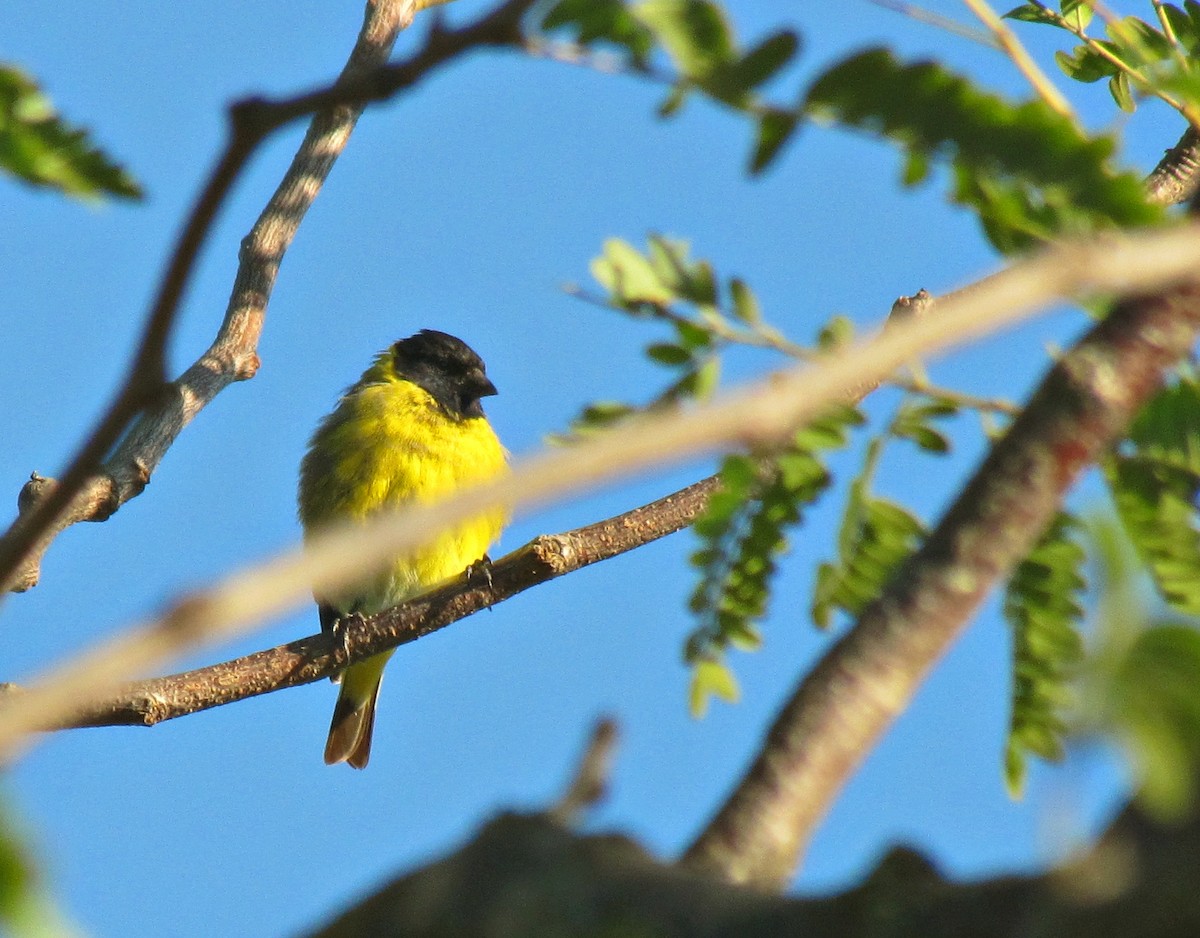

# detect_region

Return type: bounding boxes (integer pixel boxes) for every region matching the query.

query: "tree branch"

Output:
[1145,126,1200,206]
[31,475,716,730]
[3,222,1200,761]
[1,0,540,593]
[679,280,1200,888]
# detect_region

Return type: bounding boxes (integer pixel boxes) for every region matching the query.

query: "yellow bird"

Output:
[298,330,508,768]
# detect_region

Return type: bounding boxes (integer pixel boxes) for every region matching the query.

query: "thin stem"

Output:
[895,376,1022,416]
[1045,3,1200,128]
[1152,0,1191,72]
[863,0,999,47]
[962,0,1075,118]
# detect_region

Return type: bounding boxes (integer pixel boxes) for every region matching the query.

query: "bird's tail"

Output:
[324,651,393,769]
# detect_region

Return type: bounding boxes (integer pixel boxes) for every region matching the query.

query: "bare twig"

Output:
[864,0,998,46]
[679,280,1200,888]
[1,0,539,592]
[549,718,621,826]
[961,0,1074,118]
[2,223,1200,761]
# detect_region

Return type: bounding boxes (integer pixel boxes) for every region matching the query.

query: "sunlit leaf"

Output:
[688,657,741,717]
[541,0,655,65]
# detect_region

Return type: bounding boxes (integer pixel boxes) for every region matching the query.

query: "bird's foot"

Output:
[465,555,496,605]
[332,611,368,667]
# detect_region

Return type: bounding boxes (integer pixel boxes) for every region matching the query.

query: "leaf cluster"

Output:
[810,410,937,632]
[1106,378,1200,618]
[1006,375,1200,808]
[558,236,793,443]
[540,0,802,172]
[805,48,1160,253]
[0,63,141,200]
[1006,1,1200,117]
[540,2,1200,815]
[686,405,863,717]
[1002,512,1087,796]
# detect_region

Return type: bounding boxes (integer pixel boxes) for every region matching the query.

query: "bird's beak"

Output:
[478,376,498,398]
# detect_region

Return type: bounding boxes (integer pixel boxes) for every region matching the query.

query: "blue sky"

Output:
[0,2,1178,935]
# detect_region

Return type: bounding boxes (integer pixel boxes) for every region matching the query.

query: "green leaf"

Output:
[1106,625,1200,818]
[952,164,1083,253]
[1106,16,1175,63]
[1061,1,1093,30]
[673,318,712,351]
[750,107,800,174]
[891,397,957,455]
[688,657,741,717]
[591,237,675,306]
[727,31,800,90]
[729,277,761,324]
[817,314,855,352]
[686,406,862,668]
[646,341,692,366]
[634,0,736,81]
[812,481,925,629]
[1003,4,1062,26]
[1162,4,1200,53]
[805,48,1162,254]
[0,64,141,200]
[687,355,721,400]
[1003,513,1087,796]
[902,149,930,186]
[702,31,800,107]
[1109,71,1135,112]
[541,0,655,65]
[657,83,690,117]
[647,235,692,292]
[1106,379,1200,618]
[548,400,638,444]
[1054,47,1116,84]
[678,258,718,306]
[1160,69,1200,113]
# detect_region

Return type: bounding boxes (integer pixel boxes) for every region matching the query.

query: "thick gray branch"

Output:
[680,282,1200,888]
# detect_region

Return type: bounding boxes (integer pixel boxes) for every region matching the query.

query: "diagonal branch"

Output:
[679,280,1200,888]
[668,120,1200,888]
[1,0,539,593]
[1146,126,1200,206]
[44,477,715,730]
[2,222,1200,763]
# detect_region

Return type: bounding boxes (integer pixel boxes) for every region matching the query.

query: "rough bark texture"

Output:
[1146,126,1200,206]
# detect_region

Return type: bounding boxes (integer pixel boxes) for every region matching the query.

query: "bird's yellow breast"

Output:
[298,376,508,614]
